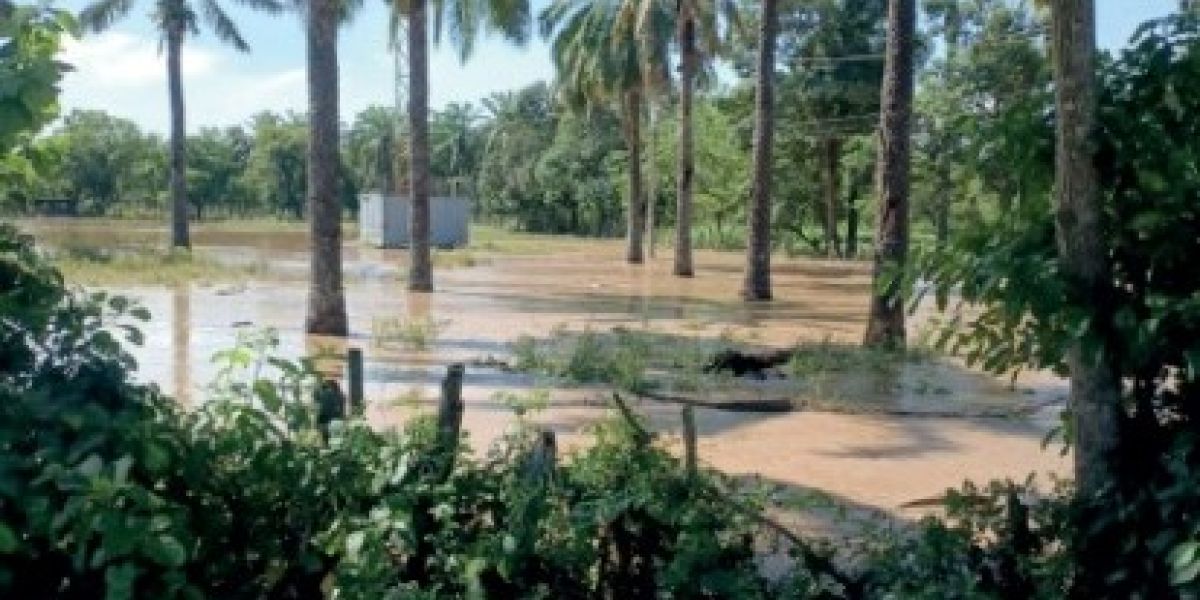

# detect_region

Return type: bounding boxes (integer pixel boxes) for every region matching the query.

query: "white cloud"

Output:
[61,32,218,88]
[58,31,308,133]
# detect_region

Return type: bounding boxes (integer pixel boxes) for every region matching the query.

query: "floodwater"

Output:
[21,218,1070,518]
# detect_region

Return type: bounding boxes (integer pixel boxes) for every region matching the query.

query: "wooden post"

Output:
[523,429,558,483]
[436,363,465,474]
[347,347,364,415]
[681,405,697,480]
[315,379,346,438]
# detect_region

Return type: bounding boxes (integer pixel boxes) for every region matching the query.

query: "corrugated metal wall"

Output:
[359,193,470,248]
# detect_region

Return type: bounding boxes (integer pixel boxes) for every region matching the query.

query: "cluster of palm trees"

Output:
[78,0,918,347]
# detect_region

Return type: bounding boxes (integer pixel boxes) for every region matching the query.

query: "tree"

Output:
[770,0,885,258]
[80,0,281,249]
[187,126,251,218]
[38,110,166,216]
[541,0,671,264]
[1047,0,1119,505]
[863,0,915,348]
[741,0,776,300]
[673,0,698,276]
[392,0,532,292]
[476,84,558,223]
[346,105,403,195]
[305,0,348,335]
[244,111,308,218]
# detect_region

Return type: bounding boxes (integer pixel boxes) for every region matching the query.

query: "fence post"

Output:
[315,379,346,439]
[347,347,365,416]
[435,363,465,479]
[682,405,698,480]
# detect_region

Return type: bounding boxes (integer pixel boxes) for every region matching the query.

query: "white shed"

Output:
[359,193,471,249]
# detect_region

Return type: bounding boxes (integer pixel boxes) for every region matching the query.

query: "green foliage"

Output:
[915,12,1200,597]
[0,3,75,194]
[862,479,1075,599]
[33,110,168,216]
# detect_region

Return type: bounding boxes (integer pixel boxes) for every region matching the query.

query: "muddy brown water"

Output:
[21,218,1070,520]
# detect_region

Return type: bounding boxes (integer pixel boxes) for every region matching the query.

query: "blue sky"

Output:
[55,0,1178,134]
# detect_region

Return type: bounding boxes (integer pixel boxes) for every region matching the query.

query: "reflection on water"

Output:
[172,284,190,406]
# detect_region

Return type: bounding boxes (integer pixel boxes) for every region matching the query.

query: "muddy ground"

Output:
[22,218,1070,528]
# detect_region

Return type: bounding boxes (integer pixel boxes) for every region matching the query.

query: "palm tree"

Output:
[541,0,672,264]
[304,0,349,335]
[862,0,915,348]
[674,0,697,276]
[633,0,673,259]
[667,0,737,277]
[742,0,777,301]
[80,0,282,249]
[391,0,532,292]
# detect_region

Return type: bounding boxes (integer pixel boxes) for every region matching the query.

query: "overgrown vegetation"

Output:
[914,13,1200,595]
[372,316,447,351]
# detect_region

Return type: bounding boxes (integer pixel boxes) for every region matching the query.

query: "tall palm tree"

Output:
[541,0,672,265]
[742,0,777,301]
[391,0,532,292]
[80,0,282,249]
[633,0,673,259]
[665,0,737,277]
[305,0,349,335]
[863,0,915,348]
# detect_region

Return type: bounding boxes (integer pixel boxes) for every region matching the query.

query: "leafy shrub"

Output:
[913,13,1200,598]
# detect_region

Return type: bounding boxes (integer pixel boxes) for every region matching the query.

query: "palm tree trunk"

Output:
[823,136,842,258]
[166,25,190,249]
[674,0,696,277]
[623,90,645,264]
[863,0,915,348]
[1049,0,1120,502]
[646,102,657,259]
[304,0,349,336]
[408,0,433,292]
[742,0,776,301]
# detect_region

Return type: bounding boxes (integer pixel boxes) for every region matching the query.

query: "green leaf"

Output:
[0,522,18,553]
[1169,540,1200,585]
[77,454,103,478]
[105,563,139,600]
[253,378,282,412]
[345,531,365,561]
[152,534,188,568]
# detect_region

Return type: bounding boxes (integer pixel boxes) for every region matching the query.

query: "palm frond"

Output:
[78,0,136,32]
[201,0,249,50]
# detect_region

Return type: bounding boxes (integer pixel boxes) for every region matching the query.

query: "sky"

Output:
[54,0,1179,135]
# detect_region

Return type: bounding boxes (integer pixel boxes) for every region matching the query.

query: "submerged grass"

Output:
[51,246,271,286]
[507,327,945,408]
[371,316,446,351]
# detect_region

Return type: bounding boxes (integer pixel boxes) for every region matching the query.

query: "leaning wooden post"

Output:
[681,405,698,480]
[435,363,465,479]
[346,347,365,416]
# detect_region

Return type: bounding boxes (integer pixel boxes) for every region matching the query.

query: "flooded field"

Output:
[21,217,1070,516]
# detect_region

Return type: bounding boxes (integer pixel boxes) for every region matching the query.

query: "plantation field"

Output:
[24,217,1069,523]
